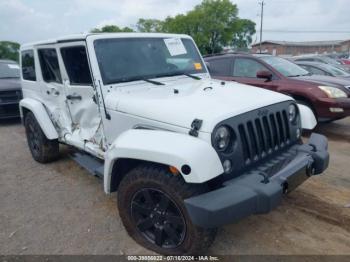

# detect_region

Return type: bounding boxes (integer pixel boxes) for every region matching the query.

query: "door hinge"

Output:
[189,119,203,137]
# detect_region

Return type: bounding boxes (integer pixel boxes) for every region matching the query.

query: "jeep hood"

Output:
[105,78,292,133]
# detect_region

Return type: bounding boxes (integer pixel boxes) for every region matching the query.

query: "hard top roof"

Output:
[0,59,18,64]
[20,33,192,49]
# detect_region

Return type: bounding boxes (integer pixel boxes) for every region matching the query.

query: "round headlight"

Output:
[214,126,231,151]
[288,104,297,122]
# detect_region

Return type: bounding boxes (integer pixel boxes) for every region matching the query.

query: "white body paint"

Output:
[19,33,316,193]
[297,104,317,130]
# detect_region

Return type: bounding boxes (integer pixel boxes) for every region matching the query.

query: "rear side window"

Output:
[207,58,231,76]
[21,50,36,81]
[61,46,92,85]
[38,49,62,83]
[233,58,268,78]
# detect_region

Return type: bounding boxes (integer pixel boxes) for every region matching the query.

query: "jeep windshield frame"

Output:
[93,37,207,85]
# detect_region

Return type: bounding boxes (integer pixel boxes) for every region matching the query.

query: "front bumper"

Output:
[316,97,350,120]
[0,103,20,119]
[184,133,329,228]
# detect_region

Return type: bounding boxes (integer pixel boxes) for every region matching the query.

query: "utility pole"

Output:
[259,0,265,53]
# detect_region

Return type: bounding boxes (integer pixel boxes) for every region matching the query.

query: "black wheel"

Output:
[117,165,217,255]
[24,112,59,163]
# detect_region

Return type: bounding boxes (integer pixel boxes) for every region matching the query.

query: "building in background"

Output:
[251,40,350,56]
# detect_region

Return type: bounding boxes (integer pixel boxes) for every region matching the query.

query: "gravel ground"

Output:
[0,118,349,255]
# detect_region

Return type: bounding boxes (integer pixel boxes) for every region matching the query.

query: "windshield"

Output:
[94,37,206,85]
[260,56,310,77]
[320,56,342,65]
[322,64,350,76]
[0,62,20,78]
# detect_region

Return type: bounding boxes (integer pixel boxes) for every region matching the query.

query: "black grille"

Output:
[0,90,22,103]
[212,101,300,178]
[239,110,291,164]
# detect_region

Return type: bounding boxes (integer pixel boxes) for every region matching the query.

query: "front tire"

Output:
[24,112,59,163]
[117,165,217,255]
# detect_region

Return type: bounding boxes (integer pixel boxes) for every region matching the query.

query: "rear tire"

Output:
[117,165,217,255]
[24,112,59,163]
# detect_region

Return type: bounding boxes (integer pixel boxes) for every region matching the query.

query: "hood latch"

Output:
[189,119,203,137]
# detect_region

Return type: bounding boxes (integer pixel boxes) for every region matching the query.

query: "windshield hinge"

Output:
[189,119,203,137]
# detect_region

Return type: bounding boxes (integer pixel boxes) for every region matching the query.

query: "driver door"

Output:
[56,42,101,143]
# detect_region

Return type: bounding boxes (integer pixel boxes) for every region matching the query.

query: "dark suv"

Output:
[205,54,350,123]
[0,59,22,119]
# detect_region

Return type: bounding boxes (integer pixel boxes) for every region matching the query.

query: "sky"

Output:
[1,0,350,44]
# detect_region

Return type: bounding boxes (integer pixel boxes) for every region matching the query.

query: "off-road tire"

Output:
[117,165,217,255]
[24,112,59,163]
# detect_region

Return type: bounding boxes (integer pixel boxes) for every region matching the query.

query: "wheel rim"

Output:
[27,121,41,157]
[131,188,186,249]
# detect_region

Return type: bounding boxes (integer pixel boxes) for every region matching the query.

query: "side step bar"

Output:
[70,152,104,179]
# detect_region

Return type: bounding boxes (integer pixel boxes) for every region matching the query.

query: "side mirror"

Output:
[256,70,273,81]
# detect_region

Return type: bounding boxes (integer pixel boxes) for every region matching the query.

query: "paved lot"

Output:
[0,118,350,255]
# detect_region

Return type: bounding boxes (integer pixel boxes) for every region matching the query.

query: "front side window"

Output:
[38,49,62,83]
[21,50,36,81]
[61,46,92,85]
[233,58,268,78]
[260,56,309,77]
[94,37,206,85]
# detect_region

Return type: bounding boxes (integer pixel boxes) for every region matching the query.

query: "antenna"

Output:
[259,0,265,54]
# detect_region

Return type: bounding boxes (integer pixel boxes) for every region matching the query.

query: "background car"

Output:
[204,53,350,123]
[293,55,350,72]
[0,59,22,119]
[296,61,350,79]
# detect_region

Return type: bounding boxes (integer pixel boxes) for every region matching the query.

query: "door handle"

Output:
[66,94,82,100]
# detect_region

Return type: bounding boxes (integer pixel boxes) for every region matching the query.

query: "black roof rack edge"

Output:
[203,51,251,58]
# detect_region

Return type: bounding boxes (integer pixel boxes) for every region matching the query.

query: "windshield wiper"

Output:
[111,77,164,85]
[288,73,311,77]
[142,78,165,85]
[182,73,201,80]
[154,71,201,80]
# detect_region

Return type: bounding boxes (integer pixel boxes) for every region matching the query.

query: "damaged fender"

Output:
[19,98,58,140]
[104,129,223,193]
[297,103,317,130]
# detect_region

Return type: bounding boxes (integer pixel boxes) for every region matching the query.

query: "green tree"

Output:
[136,19,163,32]
[0,41,20,62]
[91,25,134,33]
[89,0,255,55]
[231,19,256,51]
[160,0,255,54]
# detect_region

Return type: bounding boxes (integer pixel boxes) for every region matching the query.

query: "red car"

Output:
[205,54,350,123]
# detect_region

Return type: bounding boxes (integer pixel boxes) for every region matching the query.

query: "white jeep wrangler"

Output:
[19,33,329,255]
